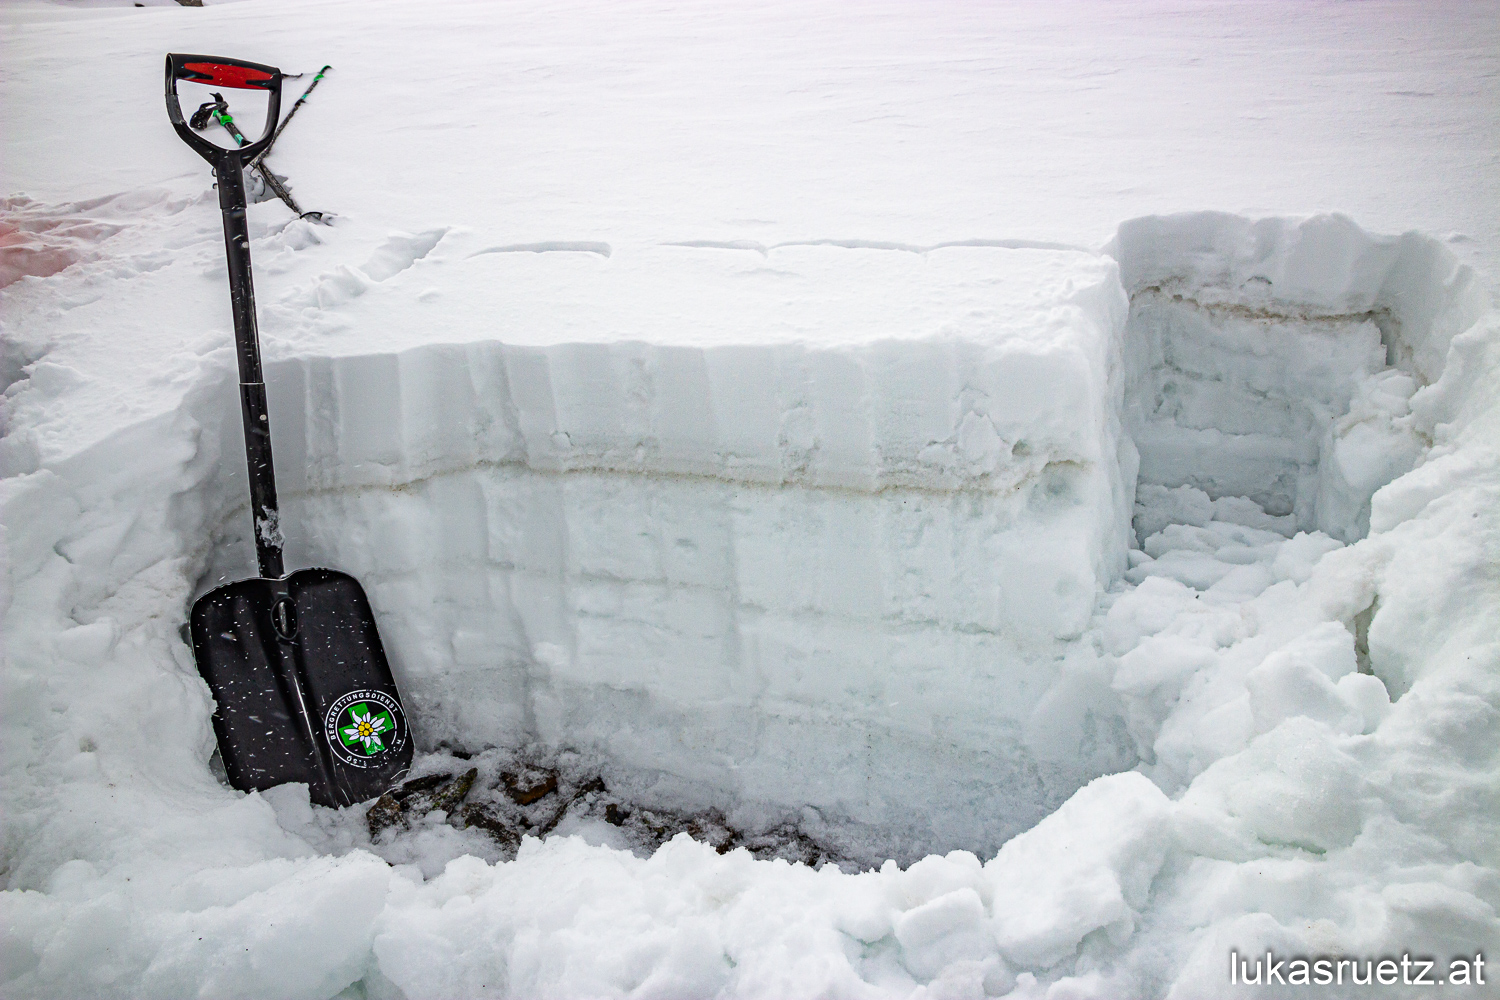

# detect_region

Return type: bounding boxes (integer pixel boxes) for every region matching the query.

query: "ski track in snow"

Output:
[3,1,1500,998]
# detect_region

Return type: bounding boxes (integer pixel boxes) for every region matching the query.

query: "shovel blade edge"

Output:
[190,568,412,807]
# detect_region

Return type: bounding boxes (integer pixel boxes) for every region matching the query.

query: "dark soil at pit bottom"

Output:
[367,744,857,870]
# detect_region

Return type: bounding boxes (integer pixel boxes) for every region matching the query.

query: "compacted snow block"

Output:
[228,244,1138,858]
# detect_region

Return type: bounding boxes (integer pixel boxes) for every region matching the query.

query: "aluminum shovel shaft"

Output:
[164,54,286,576]
[213,154,285,579]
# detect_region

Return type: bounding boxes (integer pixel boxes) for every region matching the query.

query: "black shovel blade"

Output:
[190,568,412,808]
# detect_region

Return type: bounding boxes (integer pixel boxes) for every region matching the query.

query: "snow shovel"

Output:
[167,54,412,808]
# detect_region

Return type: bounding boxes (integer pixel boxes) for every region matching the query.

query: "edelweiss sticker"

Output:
[324,690,408,769]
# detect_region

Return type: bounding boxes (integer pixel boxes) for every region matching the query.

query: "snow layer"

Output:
[4,1,1500,998]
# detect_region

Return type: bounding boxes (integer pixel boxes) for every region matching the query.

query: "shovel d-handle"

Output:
[167,54,286,579]
[166,54,283,163]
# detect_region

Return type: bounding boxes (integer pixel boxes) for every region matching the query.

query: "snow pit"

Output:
[6,191,1498,994]
[181,212,1494,870]
[198,242,1141,862]
[5,0,1500,990]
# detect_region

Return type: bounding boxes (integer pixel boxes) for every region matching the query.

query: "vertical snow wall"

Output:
[197,216,1486,858]
[219,245,1140,859]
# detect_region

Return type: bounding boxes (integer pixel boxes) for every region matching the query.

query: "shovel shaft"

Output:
[213,155,284,579]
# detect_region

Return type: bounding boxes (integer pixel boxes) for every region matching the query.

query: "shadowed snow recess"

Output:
[5,207,1499,997]
[1113,212,1490,544]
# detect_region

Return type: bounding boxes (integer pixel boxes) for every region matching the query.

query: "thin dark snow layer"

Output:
[4,1,1500,998]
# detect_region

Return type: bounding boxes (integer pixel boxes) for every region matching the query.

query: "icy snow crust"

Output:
[5,1,1500,998]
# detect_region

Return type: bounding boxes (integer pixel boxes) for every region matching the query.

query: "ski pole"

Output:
[191,93,325,222]
[251,64,331,170]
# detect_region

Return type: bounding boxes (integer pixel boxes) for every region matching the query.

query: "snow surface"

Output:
[4,1,1500,998]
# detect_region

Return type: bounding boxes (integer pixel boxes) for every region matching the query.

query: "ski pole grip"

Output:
[166,53,283,164]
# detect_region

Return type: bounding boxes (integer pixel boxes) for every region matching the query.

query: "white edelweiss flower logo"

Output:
[339,704,392,755]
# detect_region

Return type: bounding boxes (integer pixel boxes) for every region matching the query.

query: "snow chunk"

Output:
[1314,369,1425,541]
[893,887,990,978]
[1178,718,1365,855]
[984,772,1173,968]
[1237,621,1388,741]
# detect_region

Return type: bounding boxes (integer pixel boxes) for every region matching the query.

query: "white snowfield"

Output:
[3,1,1499,998]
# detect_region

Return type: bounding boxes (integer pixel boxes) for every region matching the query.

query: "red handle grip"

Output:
[180,61,277,90]
[166,53,283,165]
